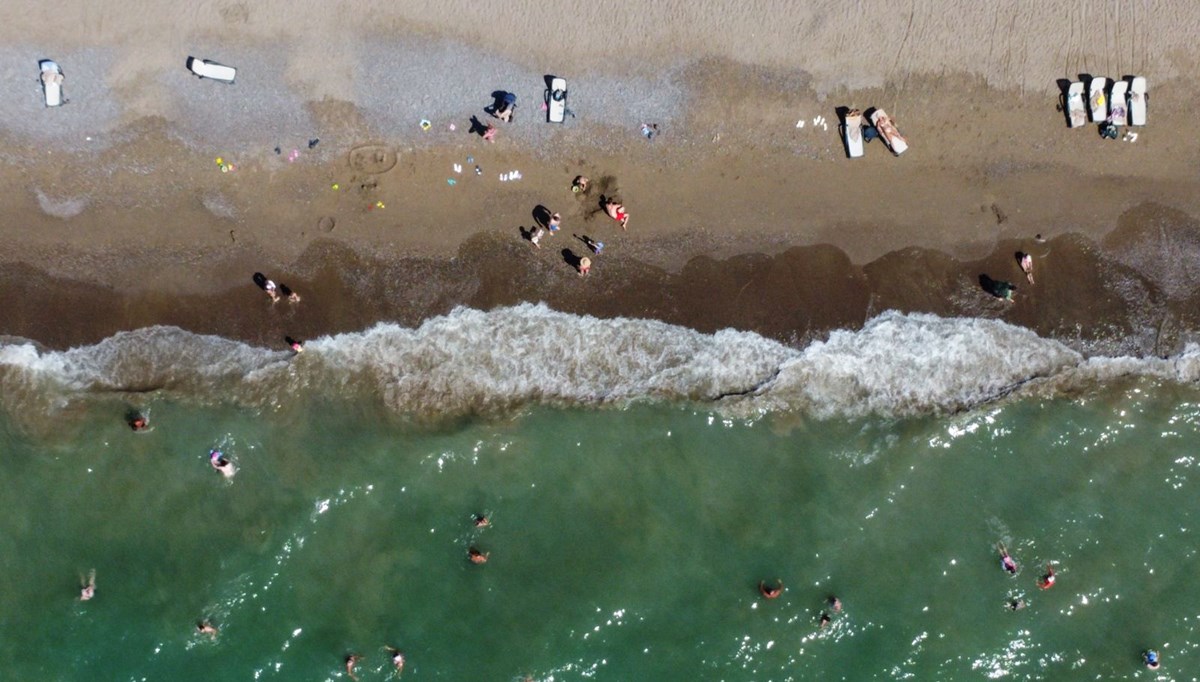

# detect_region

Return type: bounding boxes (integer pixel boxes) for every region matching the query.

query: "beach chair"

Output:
[841,109,864,158]
[187,57,236,84]
[1066,82,1088,128]
[1089,77,1108,122]
[870,108,907,156]
[1128,76,1147,126]
[39,59,63,107]
[547,77,567,123]
[1108,80,1128,126]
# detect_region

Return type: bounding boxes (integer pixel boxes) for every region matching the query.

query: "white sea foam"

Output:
[0,304,1195,420]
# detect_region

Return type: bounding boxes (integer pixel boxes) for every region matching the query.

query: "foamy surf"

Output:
[1,304,1197,420]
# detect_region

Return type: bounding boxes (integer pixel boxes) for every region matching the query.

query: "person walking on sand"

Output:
[279,283,302,303]
[264,279,280,302]
[604,199,630,230]
[578,257,591,276]
[529,225,546,249]
[468,546,490,564]
[759,579,783,599]
[575,234,604,254]
[345,654,362,681]
[1017,252,1034,284]
[79,569,96,601]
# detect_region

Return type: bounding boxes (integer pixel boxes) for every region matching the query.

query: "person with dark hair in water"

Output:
[1038,563,1056,589]
[345,653,362,681]
[129,414,149,431]
[210,450,236,479]
[468,546,490,564]
[473,514,490,528]
[759,579,783,599]
[197,620,218,639]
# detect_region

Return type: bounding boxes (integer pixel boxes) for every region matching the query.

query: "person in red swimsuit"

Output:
[604,199,629,230]
[1038,563,1056,589]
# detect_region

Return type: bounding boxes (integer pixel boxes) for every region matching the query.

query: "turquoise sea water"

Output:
[1,307,1199,680]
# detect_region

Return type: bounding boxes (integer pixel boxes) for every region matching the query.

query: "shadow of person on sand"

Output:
[561,249,582,271]
[532,205,553,227]
[468,116,490,137]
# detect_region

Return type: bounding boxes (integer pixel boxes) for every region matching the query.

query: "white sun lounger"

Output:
[547,77,567,123]
[870,108,907,156]
[1066,82,1088,128]
[1128,76,1147,126]
[1089,77,1108,122]
[39,60,63,107]
[842,109,864,158]
[1108,80,1128,126]
[187,57,236,84]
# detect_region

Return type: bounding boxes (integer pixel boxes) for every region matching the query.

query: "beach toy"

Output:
[420,119,432,131]
[447,178,456,186]
[331,183,340,190]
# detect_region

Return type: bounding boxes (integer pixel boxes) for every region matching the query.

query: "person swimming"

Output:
[386,646,406,674]
[345,653,362,680]
[210,450,236,479]
[197,620,218,639]
[473,514,490,528]
[468,546,490,564]
[129,414,149,431]
[1144,649,1160,669]
[79,569,96,601]
[998,543,1018,575]
[758,579,783,599]
[1038,563,1056,589]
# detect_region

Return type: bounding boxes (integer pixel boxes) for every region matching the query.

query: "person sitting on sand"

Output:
[468,546,490,564]
[210,450,236,479]
[759,579,783,599]
[572,176,590,193]
[548,212,562,233]
[578,257,591,277]
[197,620,218,639]
[529,225,546,249]
[79,569,96,601]
[483,124,497,143]
[604,199,630,230]
[345,654,362,681]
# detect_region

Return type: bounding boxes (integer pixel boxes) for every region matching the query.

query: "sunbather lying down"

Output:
[41,71,63,85]
[605,199,629,230]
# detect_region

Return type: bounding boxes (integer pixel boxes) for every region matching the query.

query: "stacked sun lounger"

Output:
[1065,76,1147,133]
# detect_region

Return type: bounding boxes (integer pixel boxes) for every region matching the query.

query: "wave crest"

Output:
[0,304,1192,420]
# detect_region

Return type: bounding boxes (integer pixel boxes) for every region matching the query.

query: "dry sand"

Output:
[2,1,1200,356]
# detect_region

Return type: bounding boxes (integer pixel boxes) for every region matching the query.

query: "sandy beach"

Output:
[3,1,1200,356]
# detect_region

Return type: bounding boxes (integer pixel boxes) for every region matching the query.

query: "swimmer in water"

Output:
[129,414,149,431]
[473,513,490,528]
[79,569,96,601]
[829,596,843,612]
[819,612,831,628]
[197,620,218,639]
[345,653,362,680]
[468,547,490,564]
[1008,597,1027,611]
[285,336,304,353]
[759,579,783,599]
[1144,649,1160,670]
[385,646,405,674]
[998,543,1018,575]
[1037,563,1056,589]
[210,450,236,479]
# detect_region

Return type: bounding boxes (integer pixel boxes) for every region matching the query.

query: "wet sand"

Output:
[3,4,1200,356]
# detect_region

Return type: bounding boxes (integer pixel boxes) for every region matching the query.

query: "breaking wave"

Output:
[2,304,1199,420]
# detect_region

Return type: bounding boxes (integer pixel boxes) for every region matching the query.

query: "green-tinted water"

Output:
[1,379,1197,680]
